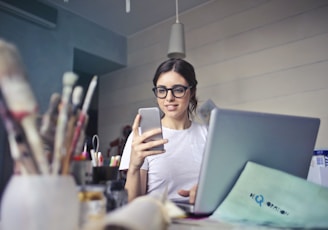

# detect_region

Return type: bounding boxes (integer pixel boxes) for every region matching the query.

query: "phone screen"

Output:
[138,107,164,151]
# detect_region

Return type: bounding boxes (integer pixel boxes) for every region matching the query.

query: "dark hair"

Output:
[153,58,198,118]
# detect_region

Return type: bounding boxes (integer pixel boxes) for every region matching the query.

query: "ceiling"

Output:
[43,0,211,37]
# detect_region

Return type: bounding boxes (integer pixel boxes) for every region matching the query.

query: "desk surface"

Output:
[169,218,279,230]
[0,220,282,230]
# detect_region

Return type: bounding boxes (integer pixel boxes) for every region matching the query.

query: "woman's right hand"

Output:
[128,114,168,172]
[178,184,198,204]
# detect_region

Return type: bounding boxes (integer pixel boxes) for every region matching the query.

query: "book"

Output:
[211,161,328,228]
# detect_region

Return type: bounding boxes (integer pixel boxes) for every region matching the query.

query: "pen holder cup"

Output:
[0,175,79,230]
[71,160,93,185]
[93,166,119,184]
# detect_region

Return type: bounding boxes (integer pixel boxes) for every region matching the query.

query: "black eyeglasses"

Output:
[152,85,192,99]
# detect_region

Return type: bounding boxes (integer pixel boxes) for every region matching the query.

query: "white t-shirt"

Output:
[119,121,208,202]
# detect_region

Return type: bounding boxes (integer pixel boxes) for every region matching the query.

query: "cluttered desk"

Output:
[1,38,328,230]
[78,157,328,230]
[79,105,327,229]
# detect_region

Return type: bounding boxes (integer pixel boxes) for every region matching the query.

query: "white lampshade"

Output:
[167,22,186,59]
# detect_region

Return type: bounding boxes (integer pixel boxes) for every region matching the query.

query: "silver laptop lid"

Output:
[193,107,320,215]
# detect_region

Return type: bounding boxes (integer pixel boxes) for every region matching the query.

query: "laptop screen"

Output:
[193,107,320,215]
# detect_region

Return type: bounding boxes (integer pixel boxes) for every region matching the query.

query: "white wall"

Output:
[98,0,328,154]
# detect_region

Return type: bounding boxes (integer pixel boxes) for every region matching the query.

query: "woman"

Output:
[119,58,207,203]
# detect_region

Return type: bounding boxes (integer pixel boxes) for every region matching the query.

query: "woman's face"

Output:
[155,71,191,120]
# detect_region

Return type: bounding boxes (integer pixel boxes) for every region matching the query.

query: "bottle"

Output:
[78,185,107,226]
[105,180,128,212]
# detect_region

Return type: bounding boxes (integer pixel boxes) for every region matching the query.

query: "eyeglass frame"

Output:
[152,85,193,99]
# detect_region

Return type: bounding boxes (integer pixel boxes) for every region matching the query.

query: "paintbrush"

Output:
[40,92,61,161]
[72,86,84,114]
[40,93,61,140]
[52,72,78,174]
[0,39,49,174]
[0,98,38,174]
[74,120,88,155]
[65,86,83,155]
[61,76,97,174]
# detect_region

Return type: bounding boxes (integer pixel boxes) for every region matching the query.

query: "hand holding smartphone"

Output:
[138,107,164,151]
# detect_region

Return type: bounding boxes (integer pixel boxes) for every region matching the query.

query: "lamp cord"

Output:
[175,0,179,23]
[126,0,130,13]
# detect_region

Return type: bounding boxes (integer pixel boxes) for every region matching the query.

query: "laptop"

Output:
[176,107,320,216]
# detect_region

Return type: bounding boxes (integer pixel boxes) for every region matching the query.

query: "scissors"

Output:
[92,134,99,154]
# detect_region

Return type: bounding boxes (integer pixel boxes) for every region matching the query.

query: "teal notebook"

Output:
[211,161,328,228]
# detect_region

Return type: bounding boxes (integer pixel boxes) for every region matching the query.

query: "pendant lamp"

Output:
[167,0,186,59]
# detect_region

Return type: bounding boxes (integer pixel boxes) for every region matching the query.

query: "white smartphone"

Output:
[138,107,164,151]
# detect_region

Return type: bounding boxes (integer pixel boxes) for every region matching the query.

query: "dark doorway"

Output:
[72,48,124,149]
